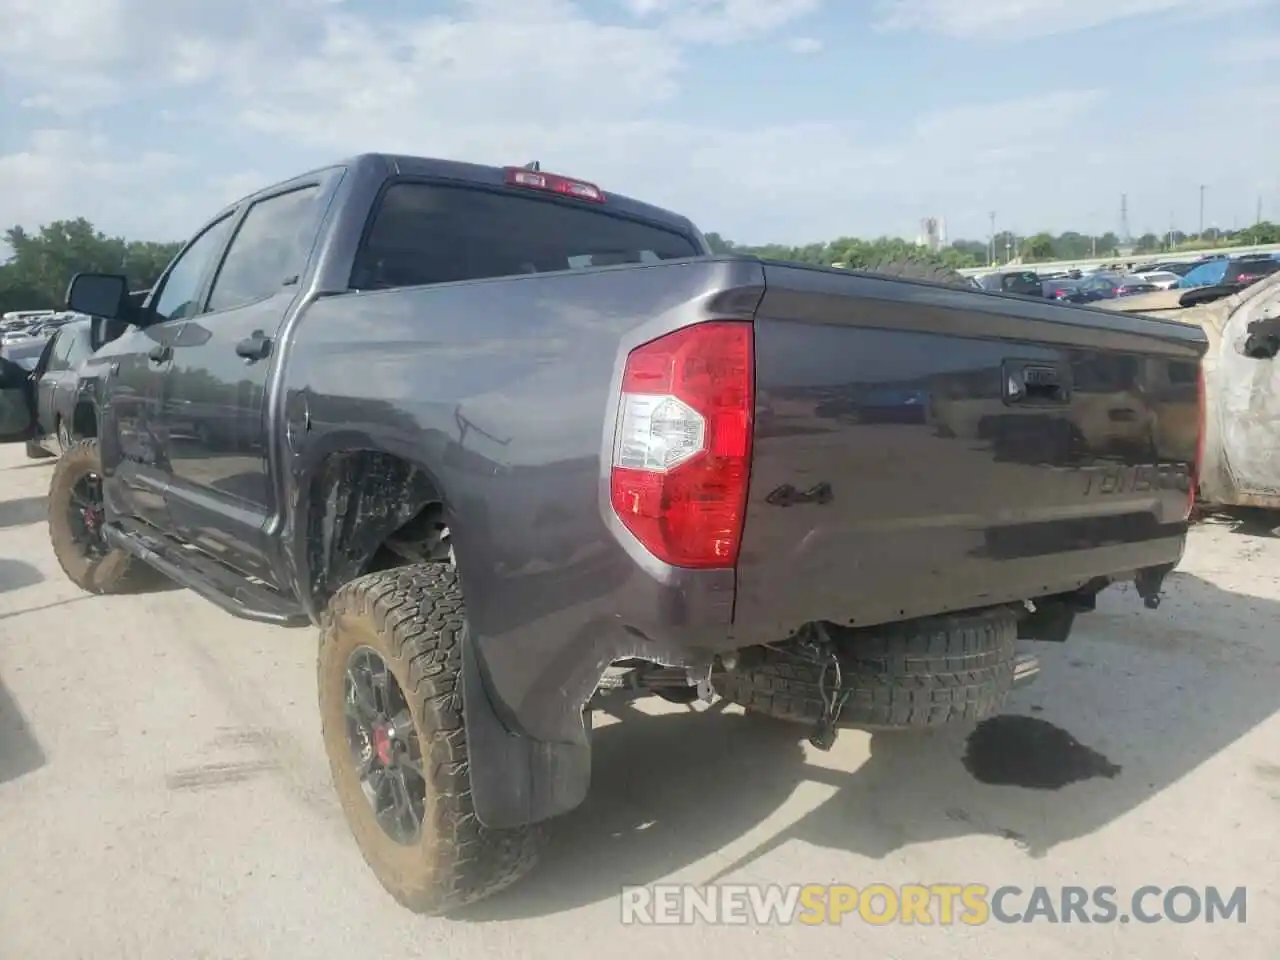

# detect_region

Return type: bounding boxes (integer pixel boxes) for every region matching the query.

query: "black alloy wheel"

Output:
[343,646,429,846]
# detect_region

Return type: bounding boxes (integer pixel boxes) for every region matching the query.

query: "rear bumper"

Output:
[732,530,1188,646]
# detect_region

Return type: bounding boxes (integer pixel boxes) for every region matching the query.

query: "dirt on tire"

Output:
[48,438,158,594]
[317,563,544,915]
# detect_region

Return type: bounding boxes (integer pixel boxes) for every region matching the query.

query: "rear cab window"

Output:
[350,181,700,290]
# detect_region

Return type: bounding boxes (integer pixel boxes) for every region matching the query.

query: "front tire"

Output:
[48,439,155,594]
[317,564,544,915]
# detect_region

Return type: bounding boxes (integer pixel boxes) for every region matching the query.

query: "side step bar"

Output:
[103,520,310,627]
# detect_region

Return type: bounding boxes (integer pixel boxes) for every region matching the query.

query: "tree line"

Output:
[6,216,1280,315]
[0,219,181,316]
[707,222,1280,270]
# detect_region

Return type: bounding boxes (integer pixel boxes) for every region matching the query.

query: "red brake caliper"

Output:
[372,725,392,765]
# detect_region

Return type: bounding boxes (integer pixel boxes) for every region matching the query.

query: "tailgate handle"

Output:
[1004,361,1069,405]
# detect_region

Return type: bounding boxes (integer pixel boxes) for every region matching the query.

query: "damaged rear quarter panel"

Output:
[281,257,764,742]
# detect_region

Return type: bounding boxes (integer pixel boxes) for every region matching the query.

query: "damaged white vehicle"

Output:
[1101,274,1280,509]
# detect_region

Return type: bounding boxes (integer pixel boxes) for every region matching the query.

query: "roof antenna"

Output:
[523,160,541,172]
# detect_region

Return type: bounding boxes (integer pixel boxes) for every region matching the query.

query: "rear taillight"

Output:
[1188,366,1206,518]
[504,167,605,202]
[609,321,754,568]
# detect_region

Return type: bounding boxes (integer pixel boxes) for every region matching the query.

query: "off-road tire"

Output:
[859,254,969,287]
[48,438,156,594]
[714,609,1018,730]
[318,564,544,915]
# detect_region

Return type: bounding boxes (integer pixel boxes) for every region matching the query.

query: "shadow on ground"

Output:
[1198,507,1280,537]
[0,679,45,785]
[462,571,1280,921]
[0,496,47,530]
[0,558,42,594]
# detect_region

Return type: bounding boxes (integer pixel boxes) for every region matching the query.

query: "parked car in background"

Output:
[975,269,1043,297]
[32,318,96,454]
[1133,270,1182,290]
[0,336,52,371]
[1,324,40,344]
[1058,272,1158,303]
[1177,255,1280,291]
[1,310,57,328]
[1130,261,1197,277]
[1042,277,1082,300]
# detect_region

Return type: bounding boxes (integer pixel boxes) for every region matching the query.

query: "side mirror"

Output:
[66,273,130,321]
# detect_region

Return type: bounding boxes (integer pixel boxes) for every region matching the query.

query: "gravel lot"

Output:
[1,443,1277,959]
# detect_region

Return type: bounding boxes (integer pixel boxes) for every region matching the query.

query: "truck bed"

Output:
[733,262,1206,638]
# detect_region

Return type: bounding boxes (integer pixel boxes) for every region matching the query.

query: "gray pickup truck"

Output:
[0,154,1206,914]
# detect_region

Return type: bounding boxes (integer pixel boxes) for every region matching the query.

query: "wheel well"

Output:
[305,449,448,609]
[71,403,97,439]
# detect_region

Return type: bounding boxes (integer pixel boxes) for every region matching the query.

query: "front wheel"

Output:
[317,564,544,915]
[48,439,156,594]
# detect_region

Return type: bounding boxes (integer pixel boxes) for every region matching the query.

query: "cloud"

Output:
[2,0,1279,246]
[0,0,335,112]
[873,0,1266,40]
[786,36,823,53]
[620,0,820,43]
[1216,34,1280,64]
[0,129,253,242]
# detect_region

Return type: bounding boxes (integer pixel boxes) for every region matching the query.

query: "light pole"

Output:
[989,211,996,266]
[1199,184,1206,237]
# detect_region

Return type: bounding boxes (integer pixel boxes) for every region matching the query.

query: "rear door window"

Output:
[351,182,699,290]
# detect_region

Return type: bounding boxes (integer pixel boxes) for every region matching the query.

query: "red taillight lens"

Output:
[1188,365,1206,518]
[610,321,754,568]
[503,167,605,202]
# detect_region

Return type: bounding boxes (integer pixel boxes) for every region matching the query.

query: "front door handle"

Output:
[148,343,171,364]
[235,331,271,362]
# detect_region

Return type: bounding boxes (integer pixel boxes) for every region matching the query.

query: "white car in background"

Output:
[1133,270,1181,290]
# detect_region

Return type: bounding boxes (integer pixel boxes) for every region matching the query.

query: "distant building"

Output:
[917,216,946,252]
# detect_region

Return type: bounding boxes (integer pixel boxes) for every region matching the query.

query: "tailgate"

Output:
[734,263,1207,636]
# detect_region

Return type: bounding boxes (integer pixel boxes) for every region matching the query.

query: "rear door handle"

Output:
[148,343,172,364]
[235,331,271,362]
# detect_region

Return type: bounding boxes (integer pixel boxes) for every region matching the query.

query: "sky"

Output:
[2,0,1280,247]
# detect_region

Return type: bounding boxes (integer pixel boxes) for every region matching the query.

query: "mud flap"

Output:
[461,628,592,829]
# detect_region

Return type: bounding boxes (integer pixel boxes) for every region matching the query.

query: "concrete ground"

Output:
[0,443,1276,959]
